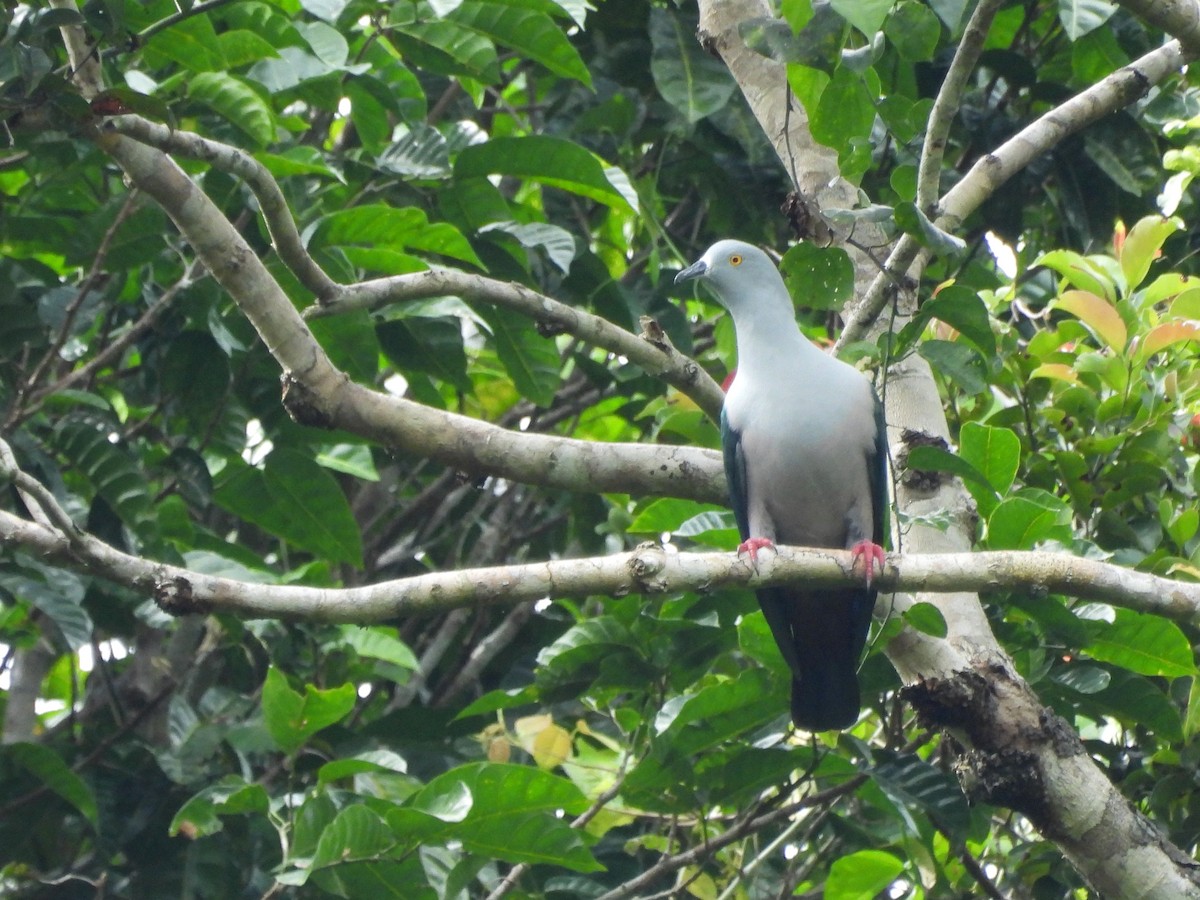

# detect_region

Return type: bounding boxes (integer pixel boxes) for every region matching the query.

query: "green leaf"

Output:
[826,849,904,900]
[480,221,577,273]
[217,449,362,567]
[885,1,940,61]
[478,306,562,407]
[452,1,591,86]
[54,418,157,542]
[1093,670,1182,740]
[317,749,408,785]
[0,561,92,650]
[830,0,894,36]
[456,136,637,212]
[316,443,379,481]
[378,316,473,393]
[261,667,357,754]
[1119,215,1181,292]
[1058,0,1117,41]
[959,422,1021,495]
[142,13,227,71]
[375,123,451,179]
[873,750,971,842]
[8,743,98,828]
[312,806,397,869]
[169,775,270,838]
[653,668,787,756]
[894,202,968,258]
[986,490,1072,550]
[189,72,275,147]
[779,243,855,310]
[904,445,995,496]
[920,286,996,356]
[903,602,947,638]
[340,625,419,671]
[256,146,341,179]
[811,66,876,153]
[1034,249,1118,301]
[629,498,728,534]
[649,7,736,123]
[412,763,601,872]
[317,205,481,266]
[1083,609,1197,678]
[917,340,988,395]
[392,15,500,82]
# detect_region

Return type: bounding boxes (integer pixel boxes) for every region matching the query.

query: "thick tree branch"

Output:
[107,116,339,300]
[843,39,1191,344]
[107,116,726,419]
[4,502,1199,628]
[915,0,1005,212]
[1117,0,1200,55]
[92,126,726,501]
[308,268,726,420]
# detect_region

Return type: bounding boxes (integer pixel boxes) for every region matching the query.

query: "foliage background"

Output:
[2,0,1200,897]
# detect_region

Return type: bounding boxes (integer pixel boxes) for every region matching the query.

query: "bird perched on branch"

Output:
[676,239,887,731]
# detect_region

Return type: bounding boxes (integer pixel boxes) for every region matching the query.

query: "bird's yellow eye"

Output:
[729,254,742,266]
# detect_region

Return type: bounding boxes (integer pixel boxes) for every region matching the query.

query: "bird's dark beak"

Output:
[674,259,707,284]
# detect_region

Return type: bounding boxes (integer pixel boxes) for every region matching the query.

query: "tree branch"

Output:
[93,125,726,501]
[842,39,1191,344]
[1117,0,1200,55]
[308,268,726,421]
[4,496,1198,628]
[915,0,1005,213]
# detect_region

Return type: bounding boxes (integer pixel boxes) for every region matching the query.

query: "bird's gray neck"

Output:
[731,303,825,383]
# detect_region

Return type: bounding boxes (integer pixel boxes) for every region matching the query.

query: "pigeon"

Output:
[676,239,887,730]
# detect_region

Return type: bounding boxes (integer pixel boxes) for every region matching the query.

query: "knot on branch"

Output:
[535,317,567,338]
[956,746,1048,822]
[898,429,949,493]
[281,373,334,429]
[781,192,834,247]
[154,574,209,616]
[638,317,675,356]
[628,543,668,592]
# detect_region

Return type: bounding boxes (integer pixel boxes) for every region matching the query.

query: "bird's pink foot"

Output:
[850,540,886,586]
[737,537,776,564]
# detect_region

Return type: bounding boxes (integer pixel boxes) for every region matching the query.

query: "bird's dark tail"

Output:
[757,586,875,732]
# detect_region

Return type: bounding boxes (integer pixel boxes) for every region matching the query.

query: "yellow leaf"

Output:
[1056,289,1127,350]
[532,724,573,770]
[1030,363,1079,384]
[1137,321,1200,359]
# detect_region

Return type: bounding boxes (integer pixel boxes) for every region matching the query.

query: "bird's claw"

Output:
[850,540,886,587]
[737,537,776,565]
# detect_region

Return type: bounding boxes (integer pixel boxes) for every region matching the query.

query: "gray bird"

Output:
[676,239,887,730]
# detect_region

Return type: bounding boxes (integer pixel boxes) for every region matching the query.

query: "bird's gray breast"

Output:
[728,376,875,550]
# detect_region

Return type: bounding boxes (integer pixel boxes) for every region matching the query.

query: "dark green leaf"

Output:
[885,2,941,61]
[917,340,989,394]
[780,243,855,310]
[188,72,275,147]
[650,7,736,122]
[456,136,636,212]
[377,316,473,393]
[478,306,562,407]
[903,601,948,638]
[8,743,98,828]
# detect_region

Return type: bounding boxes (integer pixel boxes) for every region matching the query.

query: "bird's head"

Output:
[674,240,782,314]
